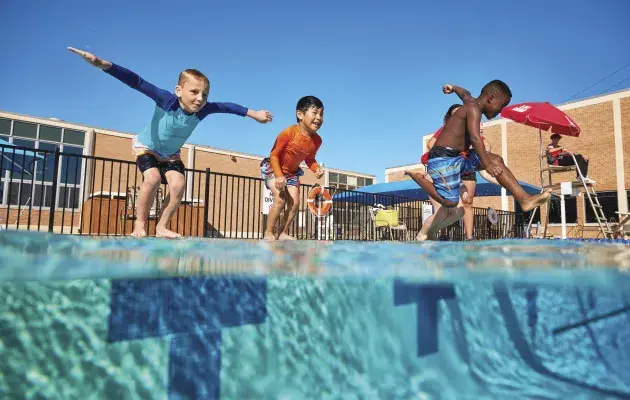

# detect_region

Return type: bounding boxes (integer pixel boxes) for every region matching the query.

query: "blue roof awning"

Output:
[333,172,541,206]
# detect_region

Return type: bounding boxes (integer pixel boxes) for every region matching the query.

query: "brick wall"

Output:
[482,124,502,158]
[89,133,141,197]
[386,170,414,183]
[0,208,81,233]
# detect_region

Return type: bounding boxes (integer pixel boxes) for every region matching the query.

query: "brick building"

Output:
[384,89,630,237]
[0,110,375,235]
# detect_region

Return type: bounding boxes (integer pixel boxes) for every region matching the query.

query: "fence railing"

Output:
[0,143,524,240]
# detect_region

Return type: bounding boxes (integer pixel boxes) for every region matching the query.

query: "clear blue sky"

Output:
[1,0,629,181]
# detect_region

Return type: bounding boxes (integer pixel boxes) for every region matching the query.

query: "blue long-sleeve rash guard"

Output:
[104,63,249,157]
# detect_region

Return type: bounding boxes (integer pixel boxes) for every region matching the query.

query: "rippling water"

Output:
[1,231,630,399]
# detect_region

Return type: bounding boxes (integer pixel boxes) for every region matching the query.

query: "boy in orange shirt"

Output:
[261,96,325,240]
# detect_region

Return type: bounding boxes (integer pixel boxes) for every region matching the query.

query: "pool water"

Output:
[1,231,630,399]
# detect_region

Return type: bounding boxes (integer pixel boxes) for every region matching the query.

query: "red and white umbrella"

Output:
[501,102,581,137]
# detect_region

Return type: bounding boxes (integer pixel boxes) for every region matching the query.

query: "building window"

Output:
[0,118,86,210]
[584,191,619,224]
[0,118,11,136]
[514,199,541,225]
[548,196,578,224]
[328,171,373,191]
[39,125,62,142]
[13,121,37,139]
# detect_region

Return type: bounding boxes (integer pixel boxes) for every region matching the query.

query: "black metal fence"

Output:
[0,143,524,240]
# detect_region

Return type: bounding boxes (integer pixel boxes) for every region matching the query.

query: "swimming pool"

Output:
[1,231,630,399]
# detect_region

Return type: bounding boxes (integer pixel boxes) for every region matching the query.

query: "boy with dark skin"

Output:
[407,80,550,239]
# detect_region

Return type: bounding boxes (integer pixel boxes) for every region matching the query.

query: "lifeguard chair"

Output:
[501,102,614,239]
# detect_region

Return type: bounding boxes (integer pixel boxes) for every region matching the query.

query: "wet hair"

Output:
[178,69,210,89]
[444,104,461,125]
[296,96,324,122]
[480,79,512,99]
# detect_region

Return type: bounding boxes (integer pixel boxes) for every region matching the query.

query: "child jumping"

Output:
[261,96,325,241]
[68,47,273,238]
[407,80,551,239]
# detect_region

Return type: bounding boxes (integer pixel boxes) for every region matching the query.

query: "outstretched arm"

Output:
[443,84,475,103]
[68,47,171,106]
[201,103,273,123]
[68,46,112,70]
[247,109,273,123]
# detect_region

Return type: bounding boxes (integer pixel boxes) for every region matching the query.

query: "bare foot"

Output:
[278,233,296,241]
[156,226,182,239]
[417,229,440,241]
[263,232,276,241]
[521,189,552,212]
[131,228,147,237]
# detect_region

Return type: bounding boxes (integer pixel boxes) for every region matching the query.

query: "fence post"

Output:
[48,147,61,233]
[203,168,211,238]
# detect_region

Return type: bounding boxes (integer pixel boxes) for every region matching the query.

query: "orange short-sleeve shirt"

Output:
[269,125,322,178]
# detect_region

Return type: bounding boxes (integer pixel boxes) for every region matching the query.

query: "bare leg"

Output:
[417,206,464,241]
[264,178,287,240]
[156,171,185,238]
[277,185,300,240]
[479,170,499,185]
[405,169,459,208]
[461,180,476,240]
[415,172,442,240]
[418,206,440,241]
[487,153,551,211]
[421,172,442,210]
[417,208,439,241]
[132,168,162,237]
[406,169,459,240]
[428,196,441,211]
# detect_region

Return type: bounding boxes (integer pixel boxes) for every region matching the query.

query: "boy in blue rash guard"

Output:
[68,47,273,238]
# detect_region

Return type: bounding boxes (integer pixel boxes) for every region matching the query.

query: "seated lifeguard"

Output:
[546,133,593,183]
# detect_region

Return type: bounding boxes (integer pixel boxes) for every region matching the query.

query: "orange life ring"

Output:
[307,185,333,216]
